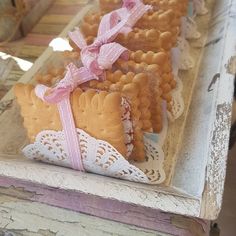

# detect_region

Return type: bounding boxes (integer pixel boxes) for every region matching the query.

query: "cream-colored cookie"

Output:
[14,83,128,157]
[114,60,164,133]
[86,70,152,161]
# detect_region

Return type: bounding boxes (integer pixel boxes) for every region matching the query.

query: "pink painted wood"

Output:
[47,5,84,15]
[24,33,56,46]
[0,177,208,236]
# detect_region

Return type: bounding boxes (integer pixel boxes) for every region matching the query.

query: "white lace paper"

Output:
[193,0,208,16]
[181,17,201,40]
[23,128,166,184]
[168,76,184,121]
[177,36,194,70]
[185,17,201,40]
[168,48,184,121]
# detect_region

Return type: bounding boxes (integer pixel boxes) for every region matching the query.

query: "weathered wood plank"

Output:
[21,0,54,36]
[39,14,73,25]
[47,4,85,15]
[0,194,170,236]
[24,33,56,46]
[55,0,89,4]
[17,45,46,58]
[31,23,66,35]
[0,177,208,236]
[200,0,236,220]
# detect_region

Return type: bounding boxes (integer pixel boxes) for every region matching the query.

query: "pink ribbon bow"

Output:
[35,0,152,171]
[68,0,152,79]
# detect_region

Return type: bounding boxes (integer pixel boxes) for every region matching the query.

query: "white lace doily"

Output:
[177,36,194,70]
[193,0,208,16]
[135,108,168,183]
[181,16,201,40]
[185,17,201,40]
[23,128,166,184]
[168,76,184,121]
[168,48,184,121]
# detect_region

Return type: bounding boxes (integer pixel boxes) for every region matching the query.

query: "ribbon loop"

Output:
[98,42,129,70]
[68,27,87,49]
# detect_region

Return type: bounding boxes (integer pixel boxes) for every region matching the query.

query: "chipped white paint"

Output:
[0,195,170,236]
[200,0,236,219]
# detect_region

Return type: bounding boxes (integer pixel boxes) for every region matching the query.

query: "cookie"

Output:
[14,83,129,158]
[80,12,173,51]
[114,60,164,133]
[86,70,152,161]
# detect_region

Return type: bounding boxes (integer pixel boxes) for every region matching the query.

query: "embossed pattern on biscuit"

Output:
[81,11,175,50]
[114,60,164,133]
[14,84,128,157]
[135,9,180,44]
[116,28,173,52]
[86,71,150,161]
[98,0,188,42]
[34,67,65,86]
[82,9,178,35]
[99,0,188,15]
[114,49,177,123]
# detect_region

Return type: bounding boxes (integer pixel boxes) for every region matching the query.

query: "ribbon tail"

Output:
[68,27,87,49]
[98,43,129,69]
[57,98,85,171]
[35,84,50,102]
[126,2,152,28]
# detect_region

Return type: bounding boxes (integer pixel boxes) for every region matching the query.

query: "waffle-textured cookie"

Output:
[14,83,128,157]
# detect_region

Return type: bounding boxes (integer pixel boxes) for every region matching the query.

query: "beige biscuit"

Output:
[81,13,174,51]
[81,10,176,50]
[129,50,168,66]
[86,70,151,161]
[83,9,178,33]
[119,28,172,52]
[143,0,188,16]
[114,60,164,133]
[98,0,187,37]
[99,0,121,12]
[116,51,176,105]
[81,24,172,52]
[81,21,99,37]
[14,83,128,157]
[99,0,188,14]
[34,67,65,86]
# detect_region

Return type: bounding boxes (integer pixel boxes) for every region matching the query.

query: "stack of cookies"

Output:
[14,0,189,164]
[77,0,189,131]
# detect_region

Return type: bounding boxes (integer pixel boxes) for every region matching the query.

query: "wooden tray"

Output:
[0,0,235,220]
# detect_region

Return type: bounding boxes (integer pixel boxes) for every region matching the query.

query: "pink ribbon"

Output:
[68,0,152,79]
[35,63,87,171]
[35,0,152,171]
